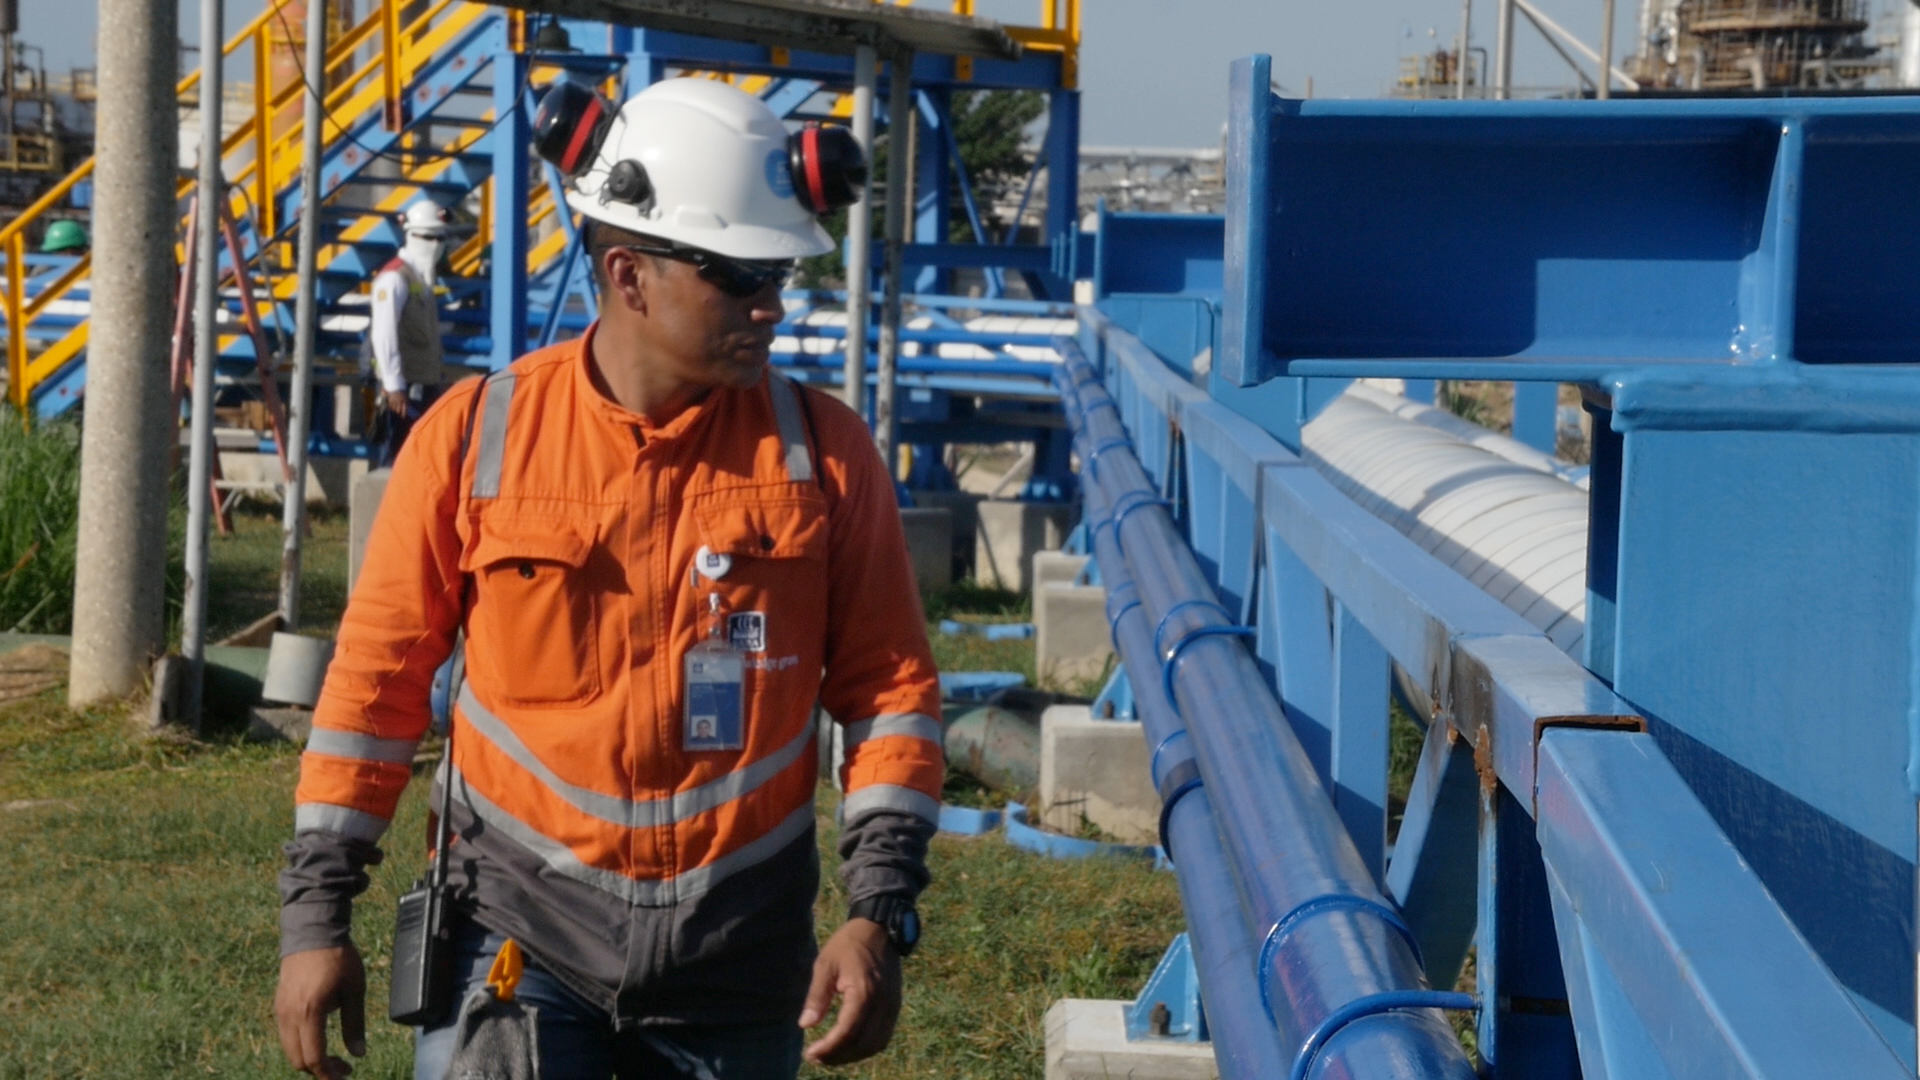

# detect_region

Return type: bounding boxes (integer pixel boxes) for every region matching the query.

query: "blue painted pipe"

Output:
[777,323,1060,348]
[1080,476,1289,1080]
[780,288,1079,317]
[1056,352,1475,1079]
[772,353,1060,381]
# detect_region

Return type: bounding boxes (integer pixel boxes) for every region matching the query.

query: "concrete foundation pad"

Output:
[908,489,984,575]
[1033,551,1091,593]
[900,507,955,595]
[1035,583,1114,690]
[975,499,1074,593]
[1044,999,1218,1080]
[349,468,392,590]
[1040,706,1159,844]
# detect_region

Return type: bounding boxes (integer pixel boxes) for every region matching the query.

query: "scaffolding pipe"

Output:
[842,43,876,414]
[1513,0,1641,89]
[1056,354,1476,1079]
[1074,472,1290,1080]
[279,0,326,630]
[874,48,914,472]
[182,0,224,726]
[1496,0,1516,98]
[1459,0,1473,99]
[1598,0,1618,98]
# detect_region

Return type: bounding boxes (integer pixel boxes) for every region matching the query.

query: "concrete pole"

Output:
[1495,0,1516,99]
[1598,0,1617,99]
[68,0,180,707]
[279,0,325,629]
[182,0,225,725]
[874,48,913,474]
[1458,0,1472,99]
[842,43,876,415]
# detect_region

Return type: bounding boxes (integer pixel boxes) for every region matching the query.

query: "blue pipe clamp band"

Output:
[1110,493,1173,552]
[1150,599,1238,658]
[1086,437,1134,478]
[1288,991,1478,1080]
[1149,729,1190,788]
[1258,895,1427,1025]
[1155,757,1204,862]
[1160,624,1257,717]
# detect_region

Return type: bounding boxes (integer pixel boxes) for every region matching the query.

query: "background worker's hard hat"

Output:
[41,220,87,254]
[400,200,452,239]
[539,78,844,261]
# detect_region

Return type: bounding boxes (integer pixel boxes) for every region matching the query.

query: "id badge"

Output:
[684,639,745,751]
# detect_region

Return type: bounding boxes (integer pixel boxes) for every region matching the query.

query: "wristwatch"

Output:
[847,894,921,958]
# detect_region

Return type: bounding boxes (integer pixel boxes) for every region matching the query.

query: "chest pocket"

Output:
[691,495,830,657]
[463,517,600,706]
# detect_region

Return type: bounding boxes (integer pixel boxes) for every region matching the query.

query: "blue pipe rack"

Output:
[1060,52,1920,1080]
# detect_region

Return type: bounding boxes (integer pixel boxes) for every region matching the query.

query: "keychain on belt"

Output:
[685,556,746,752]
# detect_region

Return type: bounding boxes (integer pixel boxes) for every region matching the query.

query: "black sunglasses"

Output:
[601,241,795,299]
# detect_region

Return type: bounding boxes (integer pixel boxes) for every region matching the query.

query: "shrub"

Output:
[0,413,83,633]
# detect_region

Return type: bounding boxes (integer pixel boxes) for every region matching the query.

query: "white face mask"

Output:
[402,232,446,281]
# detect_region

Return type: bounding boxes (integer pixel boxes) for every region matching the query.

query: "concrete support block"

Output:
[349,468,392,590]
[899,507,954,595]
[1044,999,1218,1080]
[1033,551,1091,595]
[1036,583,1113,690]
[909,489,983,575]
[1039,705,1159,844]
[974,498,1074,593]
[216,452,365,509]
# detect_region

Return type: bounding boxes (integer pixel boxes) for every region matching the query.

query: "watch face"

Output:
[898,909,920,947]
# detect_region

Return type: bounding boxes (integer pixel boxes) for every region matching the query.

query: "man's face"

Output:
[633,255,786,390]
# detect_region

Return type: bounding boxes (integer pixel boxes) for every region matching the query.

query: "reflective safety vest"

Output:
[295,329,944,911]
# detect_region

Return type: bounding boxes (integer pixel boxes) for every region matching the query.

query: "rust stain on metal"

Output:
[1473,721,1496,792]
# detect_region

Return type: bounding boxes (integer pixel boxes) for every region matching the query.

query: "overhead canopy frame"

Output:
[491,0,1023,61]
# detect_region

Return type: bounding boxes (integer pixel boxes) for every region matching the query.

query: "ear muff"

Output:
[532,81,616,178]
[788,123,868,216]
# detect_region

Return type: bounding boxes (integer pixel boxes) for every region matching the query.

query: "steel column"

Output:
[182,0,226,727]
[842,43,876,415]
[490,50,530,370]
[874,47,914,472]
[280,0,328,630]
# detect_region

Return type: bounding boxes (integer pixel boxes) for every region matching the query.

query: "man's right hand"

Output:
[274,945,367,1079]
[385,389,410,416]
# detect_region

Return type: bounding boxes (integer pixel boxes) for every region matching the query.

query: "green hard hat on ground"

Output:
[41,220,88,254]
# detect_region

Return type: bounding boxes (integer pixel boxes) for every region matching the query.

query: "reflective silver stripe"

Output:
[766,372,815,484]
[457,684,815,828]
[842,712,942,754]
[451,764,816,906]
[305,728,420,765]
[294,802,390,842]
[470,371,518,500]
[841,784,941,824]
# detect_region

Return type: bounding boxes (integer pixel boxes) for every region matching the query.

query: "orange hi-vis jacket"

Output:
[280,327,944,1024]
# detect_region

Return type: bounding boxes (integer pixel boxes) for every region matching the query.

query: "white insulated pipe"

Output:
[1301,390,1590,657]
[1902,1,1920,89]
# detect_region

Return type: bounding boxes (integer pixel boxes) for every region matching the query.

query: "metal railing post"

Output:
[1495,0,1516,99]
[182,0,225,728]
[280,0,327,630]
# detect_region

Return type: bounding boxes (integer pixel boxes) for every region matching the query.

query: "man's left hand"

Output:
[799,917,902,1065]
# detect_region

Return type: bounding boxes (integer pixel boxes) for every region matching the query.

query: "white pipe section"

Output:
[1346,382,1589,489]
[1902,1,1920,89]
[1301,390,1590,657]
[1512,0,1642,90]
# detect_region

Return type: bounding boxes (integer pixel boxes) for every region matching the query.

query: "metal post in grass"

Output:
[181,0,225,727]
[279,0,326,631]
[874,47,914,473]
[68,0,180,707]
[842,43,876,416]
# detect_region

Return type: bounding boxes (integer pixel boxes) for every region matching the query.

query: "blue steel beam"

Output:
[490,49,531,369]
[1537,729,1908,1079]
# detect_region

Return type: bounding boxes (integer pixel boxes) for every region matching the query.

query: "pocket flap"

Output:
[462,517,596,571]
[694,498,829,560]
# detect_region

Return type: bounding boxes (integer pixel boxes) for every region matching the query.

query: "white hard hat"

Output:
[546,79,839,261]
[401,200,452,239]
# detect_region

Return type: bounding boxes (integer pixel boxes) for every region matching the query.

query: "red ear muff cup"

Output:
[533,82,614,178]
[788,124,868,215]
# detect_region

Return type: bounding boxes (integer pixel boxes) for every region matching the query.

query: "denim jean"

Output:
[414,920,804,1080]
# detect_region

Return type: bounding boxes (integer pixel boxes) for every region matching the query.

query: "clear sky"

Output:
[22,0,1652,146]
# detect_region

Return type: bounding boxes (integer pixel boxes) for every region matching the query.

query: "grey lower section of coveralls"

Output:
[280,803,935,1028]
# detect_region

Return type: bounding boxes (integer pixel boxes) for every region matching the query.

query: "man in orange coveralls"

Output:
[273,77,944,1079]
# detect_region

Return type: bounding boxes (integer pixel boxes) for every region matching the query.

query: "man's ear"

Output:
[602,247,650,315]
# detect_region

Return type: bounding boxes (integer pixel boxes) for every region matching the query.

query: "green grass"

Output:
[0,415,85,634]
[202,506,353,642]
